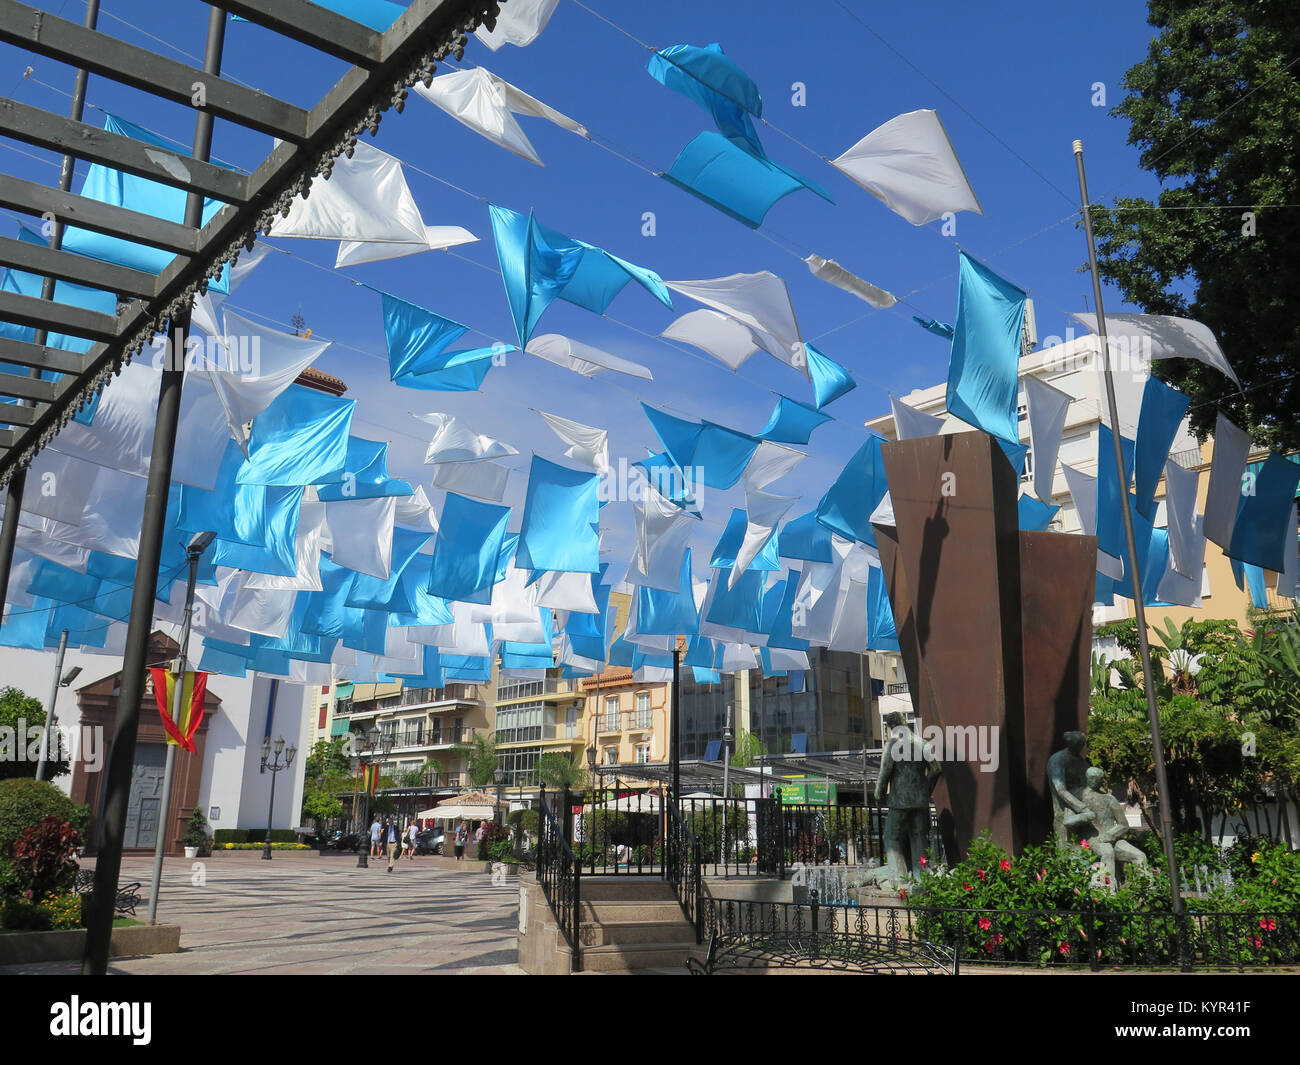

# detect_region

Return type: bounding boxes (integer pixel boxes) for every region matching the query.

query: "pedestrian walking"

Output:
[404,819,418,860]
[385,818,401,872]
[369,816,382,858]
[454,819,467,860]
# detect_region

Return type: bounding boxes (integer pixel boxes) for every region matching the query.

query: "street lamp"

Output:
[146,529,215,924]
[260,735,298,860]
[494,766,505,826]
[35,636,79,782]
[586,744,598,794]
[355,726,392,868]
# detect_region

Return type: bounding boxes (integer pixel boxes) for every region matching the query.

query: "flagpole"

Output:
[1072,140,1185,927]
[146,533,213,925]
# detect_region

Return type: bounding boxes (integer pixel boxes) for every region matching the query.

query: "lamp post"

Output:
[146,530,214,925]
[260,736,297,860]
[586,743,598,795]
[494,766,505,827]
[355,726,392,868]
[722,703,733,869]
[35,633,80,782]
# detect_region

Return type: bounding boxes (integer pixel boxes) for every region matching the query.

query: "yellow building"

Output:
[339,680,493,788]
[492,665,588,794]
[582,666,668,772]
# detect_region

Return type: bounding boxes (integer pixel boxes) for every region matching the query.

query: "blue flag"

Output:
[945,252,1025,443]
[517,456,600,573]
[1133,376,1190,520]
[427,493,512,603]
[816,436,888,545]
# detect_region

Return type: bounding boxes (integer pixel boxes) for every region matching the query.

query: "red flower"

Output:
[898,888,907,900]
[1260,918,1277,932]
[978,917,991,931]
[1252,937,1263,948]
[919,855,927,869]
[999,858,1011,872]
[1059,942,1070,955]
[977,868,987,882]
[963,882,973,892]
[1080,839,1090,850]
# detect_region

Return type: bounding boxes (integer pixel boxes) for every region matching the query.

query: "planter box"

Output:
[0,923,181,966]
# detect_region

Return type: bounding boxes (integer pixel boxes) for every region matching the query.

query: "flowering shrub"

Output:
[905,830,1300,966]
[11,817,80,902]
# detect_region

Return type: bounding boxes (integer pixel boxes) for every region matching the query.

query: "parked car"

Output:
[415,829,444,855]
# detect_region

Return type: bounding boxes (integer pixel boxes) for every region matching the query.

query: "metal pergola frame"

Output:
[607,749,886,790]
[0,0,503,974]
[0,0,498,473]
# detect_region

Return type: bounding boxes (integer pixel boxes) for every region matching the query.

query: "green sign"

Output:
[778,779,837,805]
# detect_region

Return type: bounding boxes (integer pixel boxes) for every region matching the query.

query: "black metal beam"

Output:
[0,288,118,341]
[0,172,199,254]
[0,371,55,403]
[0,98,251,205]
[0,336,91,374]
[0,0,493,481]
[220,0,384,68]
[0,0,310,142]
[0,234,156,298]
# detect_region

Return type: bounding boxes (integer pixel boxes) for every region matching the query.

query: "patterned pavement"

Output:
[0,851,525,975]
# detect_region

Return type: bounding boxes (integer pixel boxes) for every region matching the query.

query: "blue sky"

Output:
[0,0,1167,579]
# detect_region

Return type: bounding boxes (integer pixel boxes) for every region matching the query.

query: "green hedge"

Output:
[212,828,297,845]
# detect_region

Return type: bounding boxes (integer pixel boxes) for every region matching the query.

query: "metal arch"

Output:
[0,0,502,481]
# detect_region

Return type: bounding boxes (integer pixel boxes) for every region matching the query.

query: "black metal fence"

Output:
[570,788,888,878]
[700,895,1300,970]
[665,797,703,942]
[536,786,582,972]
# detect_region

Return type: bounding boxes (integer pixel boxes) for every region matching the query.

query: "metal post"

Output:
[83,6,227,976]
[0,0,101,619]
[35,629,68,781]
[1072,140,1185,921]
[670,643,681,804]
[722,703,732,874]
[262,761,279,860]
[146,547,203,923]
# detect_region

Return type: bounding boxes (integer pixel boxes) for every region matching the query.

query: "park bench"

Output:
[74,870,143,918]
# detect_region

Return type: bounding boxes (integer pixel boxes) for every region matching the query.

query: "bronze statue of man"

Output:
[1065,766,1147,887]
[874,712,940,879]
[1047,731,1090,846]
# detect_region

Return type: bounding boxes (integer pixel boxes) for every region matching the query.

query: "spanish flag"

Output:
[149,668,208,753]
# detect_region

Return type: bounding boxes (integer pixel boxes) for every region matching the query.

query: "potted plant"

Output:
[181,808,211,858]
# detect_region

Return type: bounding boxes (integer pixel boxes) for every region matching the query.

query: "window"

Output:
[498,677,544,701]
[635,691,651,729]
[496,746,540,787]
[564,706,578,739]
[317,704,328,730]
[635,745,649,764]
[1021,448,1034,482]
[496,701,543,744]
[604,695,620,732]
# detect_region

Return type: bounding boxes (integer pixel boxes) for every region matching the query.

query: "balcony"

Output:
[596,710,656,735]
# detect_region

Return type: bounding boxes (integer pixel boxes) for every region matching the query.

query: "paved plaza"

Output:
[0,852,525,975]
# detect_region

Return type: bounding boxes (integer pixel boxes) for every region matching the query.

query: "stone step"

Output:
[579,919,695,947]
[578,941,704,972]
[579,878,677,902]
[580,899,687,924]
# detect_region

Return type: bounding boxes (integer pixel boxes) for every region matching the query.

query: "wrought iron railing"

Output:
[572,784,665,875]
[665,794,703,943]
[699,897,1300,971]
[674,796,888,878]
[536,786,582,972]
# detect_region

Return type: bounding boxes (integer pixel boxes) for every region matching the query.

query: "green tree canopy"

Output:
[1092,1,1300,448]
[0,686,67,781]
